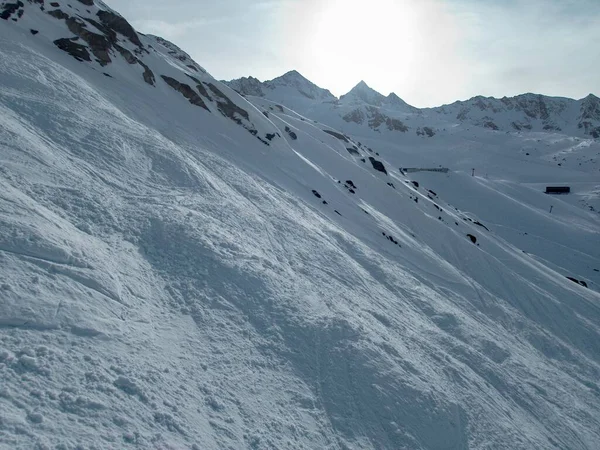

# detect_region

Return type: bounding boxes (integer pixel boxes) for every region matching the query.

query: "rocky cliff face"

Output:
[578,94,600,138]
[1,0,279,145]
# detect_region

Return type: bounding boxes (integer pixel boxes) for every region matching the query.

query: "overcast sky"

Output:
[104,0,600,107]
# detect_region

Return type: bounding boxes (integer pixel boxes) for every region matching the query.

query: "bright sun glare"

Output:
[306,0,419,95]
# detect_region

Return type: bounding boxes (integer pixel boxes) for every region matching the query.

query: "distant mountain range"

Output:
[226,71,600,138]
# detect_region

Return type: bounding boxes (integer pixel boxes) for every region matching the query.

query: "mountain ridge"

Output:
[226,71,600,137]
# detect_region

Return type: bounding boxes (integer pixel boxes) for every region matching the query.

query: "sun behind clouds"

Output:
[280,0,466,104]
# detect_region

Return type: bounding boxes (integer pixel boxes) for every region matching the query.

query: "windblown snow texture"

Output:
[1,1,600,449]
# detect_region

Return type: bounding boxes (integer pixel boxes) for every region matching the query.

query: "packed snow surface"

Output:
[1,2,600,449]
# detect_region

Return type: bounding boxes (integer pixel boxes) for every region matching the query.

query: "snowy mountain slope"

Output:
[247,92,600,293]
[1,2,600,450]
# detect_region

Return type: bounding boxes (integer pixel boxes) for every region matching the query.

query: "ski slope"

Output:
[1,2,600,449]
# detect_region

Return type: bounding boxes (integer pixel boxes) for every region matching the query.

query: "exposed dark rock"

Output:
[1,1,24,20]
[137,60,155,86]
[97,9,142,48]
[368,157,387,174]
[265,133,276,141]
[77,0,94,5]
[345,180,356,189]
[114,44,136,64]
[566,277,588,288]
[484,121,499,130]
[364,106,408,132]
[323,129,349,142]
[346,147,360,156]
[467,234,477,244]
[579,121,600,138]
[417,127,435,137]
[543,124,561,131]
[343,109,365,124]
[30,29,39,35]
[184,74,212,100]
[284,126,297,140]
[48,10,116,66]
[411,181,419,188]
[161,76,209,110]
[206,82,249,123]
[385,234,400,245]
[387,182,395,189]
[473,221,489,231]
[428,189,437,196]
[47,9,69,19]
[66,16,113,65]
[54,38,91,62]
[386,117,408,132]
[311,190,322,199]
[204,83,266,143]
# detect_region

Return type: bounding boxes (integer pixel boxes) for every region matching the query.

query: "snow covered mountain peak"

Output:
[340,80,387,106]
[384,92,419,112]
[266,69,336,101]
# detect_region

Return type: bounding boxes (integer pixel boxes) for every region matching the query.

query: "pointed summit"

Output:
[341,81,386,106]
[274,70,308,83]
[266,70,335,102]
[385,92,418,112]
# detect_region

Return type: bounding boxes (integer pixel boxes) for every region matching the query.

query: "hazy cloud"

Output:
[104,0,600,107]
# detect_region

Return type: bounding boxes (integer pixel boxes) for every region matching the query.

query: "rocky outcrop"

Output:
[369,157,387,174]
[284,126,297,140]
[206,82,249,123]
[64,15,113,65]
[365,107,408,132]
[343,109,365,125]
[323,129,350,142]
[417,127,435,137]
[1,1,23,20]
[578,94,600,137]
[97,10,142,48]
[483,120,499,131]
[45,7,155,84]
[161,76,209,110]
[566,276,588,288]
[185,74,211,100]
[53,38,91,62]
